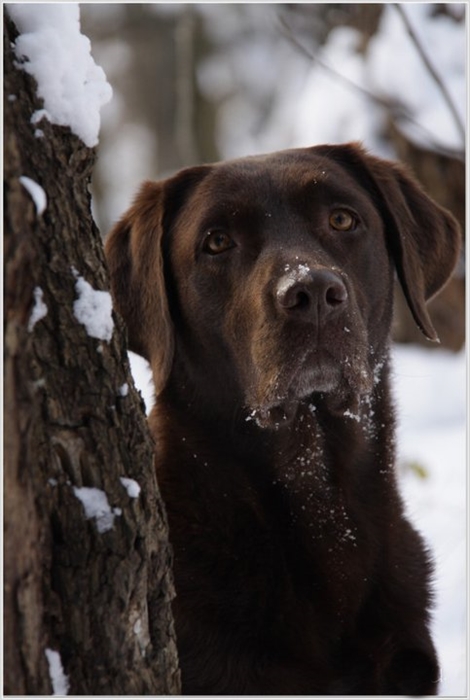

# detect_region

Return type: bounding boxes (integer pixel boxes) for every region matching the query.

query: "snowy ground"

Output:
[130,343,466,697]
[392,344,466,697]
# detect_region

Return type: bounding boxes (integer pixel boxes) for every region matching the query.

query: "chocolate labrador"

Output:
[105,143,460,695]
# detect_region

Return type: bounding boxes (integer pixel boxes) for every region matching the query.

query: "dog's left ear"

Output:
[366,151,460,341]
[317,143,461,342]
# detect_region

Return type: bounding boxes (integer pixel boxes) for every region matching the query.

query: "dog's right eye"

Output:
[329,209,357,232]
[203,230,235,255]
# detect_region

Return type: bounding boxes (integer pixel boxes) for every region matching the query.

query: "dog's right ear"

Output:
[105,180,174,394]
[105,166,211,394]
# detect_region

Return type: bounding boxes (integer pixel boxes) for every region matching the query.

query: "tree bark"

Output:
[4,11,180,695]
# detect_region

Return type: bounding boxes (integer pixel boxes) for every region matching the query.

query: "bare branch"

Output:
[393,4,465,145]
[278,14,464,161]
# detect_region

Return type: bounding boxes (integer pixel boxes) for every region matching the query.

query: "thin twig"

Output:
[393,3,465,144]
[278,15,464,161]
[279,16,394,113]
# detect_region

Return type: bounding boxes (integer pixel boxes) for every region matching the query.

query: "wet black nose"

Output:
[276,268,348,322]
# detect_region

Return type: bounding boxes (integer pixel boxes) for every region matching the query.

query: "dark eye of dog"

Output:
[329,209,357,231]
[203,230,235,255]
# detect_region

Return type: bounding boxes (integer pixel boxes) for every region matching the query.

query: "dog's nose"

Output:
[276,268,348,321]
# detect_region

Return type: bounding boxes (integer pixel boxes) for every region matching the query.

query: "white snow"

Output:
[343,408,361,423]
[128,352,155,413]
[276,263,312,301]
[120,477,141,499]
[73,274,114,343]
[118,383,129,397]
[73,486,120,534]
[132,615,149,657]
[31,108,48,126]
[28,286,48,331]
[45,648,70,696]
[391,345,466,696]
[8,3,112,147]
[19,175,47,216]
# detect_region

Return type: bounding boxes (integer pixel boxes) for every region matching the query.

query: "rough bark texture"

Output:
[4,13,180,695]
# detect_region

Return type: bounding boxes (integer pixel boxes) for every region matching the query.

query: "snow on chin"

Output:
[8,4,112,147]
[247,402,296,430]
[247,370,343,430]
[246,355,355,429]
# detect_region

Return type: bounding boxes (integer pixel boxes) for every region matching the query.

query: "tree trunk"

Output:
[4,12,180,695]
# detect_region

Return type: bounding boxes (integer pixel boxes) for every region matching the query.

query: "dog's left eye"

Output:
[329,209,357,231]
[203,230,235,255]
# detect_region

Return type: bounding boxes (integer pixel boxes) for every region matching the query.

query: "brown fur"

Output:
[105,143,460,695]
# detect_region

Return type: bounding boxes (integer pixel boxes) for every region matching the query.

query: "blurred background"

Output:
[80,6,466,694]
[81,2,465,353]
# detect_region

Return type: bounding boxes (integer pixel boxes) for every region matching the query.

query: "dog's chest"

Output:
[164,433,377,634]
[273,465,375,623]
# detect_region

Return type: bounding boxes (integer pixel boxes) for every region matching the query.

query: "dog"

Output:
[105,143,460,695]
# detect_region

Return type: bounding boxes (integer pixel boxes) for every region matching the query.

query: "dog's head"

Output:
[105,143,460,428]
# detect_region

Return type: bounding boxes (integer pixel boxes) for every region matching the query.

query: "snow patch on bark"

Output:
[28,286,48,331]
[73,486,121,533]
[72,271,114,343]
[45,648,70,696]
[118,383,129,397]
[8,3,112,147]
[120,477,141,499]
[19,175,47,215]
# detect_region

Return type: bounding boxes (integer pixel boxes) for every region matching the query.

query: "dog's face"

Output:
[167,154,393,425]
[105,144,460,428]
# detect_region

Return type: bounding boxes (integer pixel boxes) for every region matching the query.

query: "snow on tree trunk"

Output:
[4,11,180,695]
